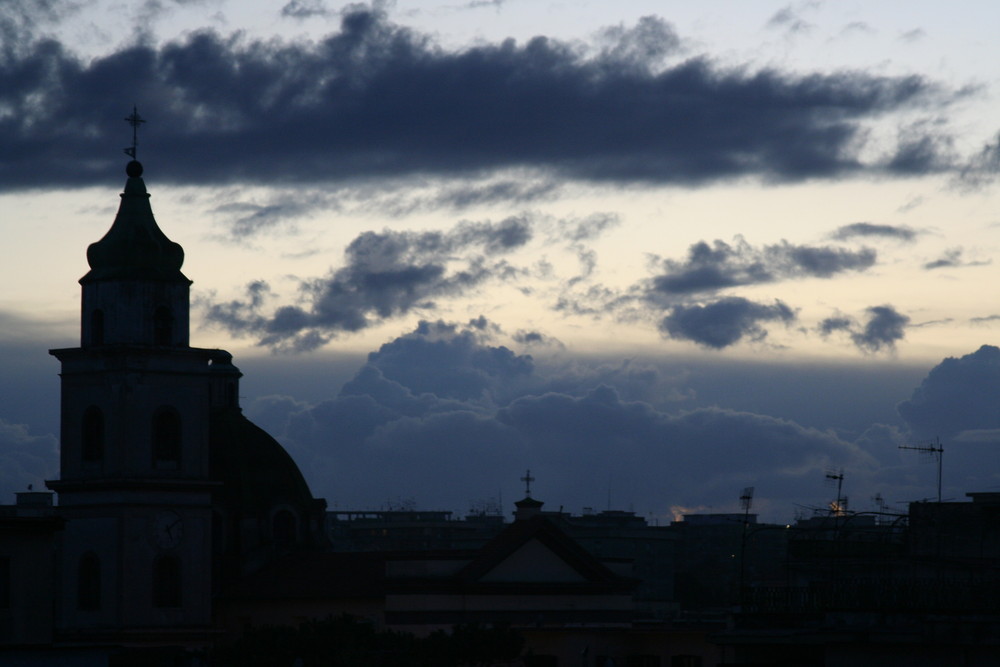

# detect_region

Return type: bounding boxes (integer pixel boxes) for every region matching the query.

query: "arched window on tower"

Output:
[90,309,104,346]
[82,407,104,464]
[152,408,181,469]
[78,552,101,610]
[272,509,297,549]
[152,555,182,608]
[154,306,172,346]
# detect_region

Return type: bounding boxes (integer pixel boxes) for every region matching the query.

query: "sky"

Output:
[3,0,1000,522]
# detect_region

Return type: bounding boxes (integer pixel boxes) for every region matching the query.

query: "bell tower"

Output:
[46,116,231,642]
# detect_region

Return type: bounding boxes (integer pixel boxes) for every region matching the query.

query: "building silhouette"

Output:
[3,147,1000,665]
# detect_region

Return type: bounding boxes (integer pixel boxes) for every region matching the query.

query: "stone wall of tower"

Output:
[52,348,217,481]
[81,280,190,347]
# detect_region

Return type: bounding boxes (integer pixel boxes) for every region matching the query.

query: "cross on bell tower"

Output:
[124,105,145,159]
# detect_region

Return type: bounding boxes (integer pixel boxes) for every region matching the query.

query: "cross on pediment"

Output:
[521,469,535,497]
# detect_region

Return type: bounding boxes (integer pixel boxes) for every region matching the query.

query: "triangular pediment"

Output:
[478,537,588,583]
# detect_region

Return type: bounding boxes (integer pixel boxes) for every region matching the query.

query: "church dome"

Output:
[81,161,188,284]
[209,407,316,515]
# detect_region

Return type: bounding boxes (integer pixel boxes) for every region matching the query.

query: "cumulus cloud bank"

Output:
[247,318,877,514]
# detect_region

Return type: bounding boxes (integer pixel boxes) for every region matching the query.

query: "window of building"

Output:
[78,552,101,610]
[82,406,105,464]
[90,309,104,346]
[154,306,172,346]
[152,408,181,469]
[152,555,182,608]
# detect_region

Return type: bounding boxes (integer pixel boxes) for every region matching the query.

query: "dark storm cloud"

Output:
[202,216,532,350]
[0,7,957,191]
[830,222,918,242]
[658,297,796,349]
[897,345,1000,441]
[923,247,990,270]
[649,237,876,296]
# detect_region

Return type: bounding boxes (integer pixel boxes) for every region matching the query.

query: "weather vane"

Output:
[124,105,145,159]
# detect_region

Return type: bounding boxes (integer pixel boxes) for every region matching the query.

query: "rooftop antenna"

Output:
[825,470,846,515]
[738,486,754,597]
[124,105,145,159]
[872,492,887,525]
[739,486,754,525]
[899,437,944,503]
[521,469,535,497]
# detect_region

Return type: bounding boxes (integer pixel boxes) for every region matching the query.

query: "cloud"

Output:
[897,345,1000,441]
[819,305,909,353]
[658,297,796,349]
[0,0,81,52]
[852,305,909,352]
[766,5,815,35]
[512,330,563,349]
[246,320,875,513]
[649,236,876,297]
[923,247,991,270]
[281,0,331,19]
[817,315,854,337]
[347,319,534,402]
[0,420,59,502]
[899,28,926,43]
[202,216,533,350]
[830,222,918,242]
[957,132,1000,188]
[0,8,958,191]
[594,15,682,70]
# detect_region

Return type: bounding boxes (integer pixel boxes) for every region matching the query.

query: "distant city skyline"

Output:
[3,1,1000,520]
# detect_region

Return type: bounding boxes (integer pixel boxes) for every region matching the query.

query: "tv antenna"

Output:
[872,492,887,525]
[825,470,846,515]
[899,437,944,503]
[739,486,754,523]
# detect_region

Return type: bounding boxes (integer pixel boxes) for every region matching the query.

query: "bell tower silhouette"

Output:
[46,110,232,641]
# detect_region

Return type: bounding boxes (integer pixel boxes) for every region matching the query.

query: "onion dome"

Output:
[81,161,189,284]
